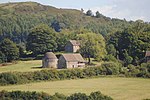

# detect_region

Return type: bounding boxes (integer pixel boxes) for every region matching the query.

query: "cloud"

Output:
[88,0,150,22]
[89,5,115,14]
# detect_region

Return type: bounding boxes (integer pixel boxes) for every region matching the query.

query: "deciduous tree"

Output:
[78,33,106,64]
[0,38,19,62]
[26,24,57,55]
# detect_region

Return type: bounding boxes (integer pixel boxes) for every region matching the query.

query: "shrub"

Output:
[104,55,118,62]
[101,62,120,75]
[0,73,19,85]
[67,93,88,100]
[126,64,140,77]
[0,91,113,100]
[52,93,66,100]
[89,91,113,100]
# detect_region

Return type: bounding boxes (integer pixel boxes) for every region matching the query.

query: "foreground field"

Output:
[0,60,42,73]
[0,77,150,100]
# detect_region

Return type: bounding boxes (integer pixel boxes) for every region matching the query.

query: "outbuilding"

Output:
[42,52,58,68]
[145,51,150,62]
[58,53,85,69]
[65,40,80,53]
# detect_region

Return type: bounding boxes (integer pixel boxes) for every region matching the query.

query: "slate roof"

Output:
[62,53,85,62]
[145,51,150,57]
[69,40,80,46]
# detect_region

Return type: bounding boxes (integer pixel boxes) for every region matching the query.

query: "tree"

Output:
[95,11,102,18]
[78,33,106,64]
[51,20,62,32]
[0,38,19,62]
[55,30,76,52]
[86,10,93,16]
[17,43,26,58]
[107,25,150,65]
[123,50,133,66]
[0,51,5,63]
[26,24,57,55]
[106,44,117,57]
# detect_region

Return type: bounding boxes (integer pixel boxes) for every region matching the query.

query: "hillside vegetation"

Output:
[0,1,150,68]
[0,1,133,43]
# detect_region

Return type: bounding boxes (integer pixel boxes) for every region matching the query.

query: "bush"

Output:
[52,93,66,100]
[67,93,88,100]
[141,63,150,72]
[104,55,118,62]
[0,90,52,100]
[101,62,121,75]
[126,64,140,77]
[0,73,19,85]
[0,91,113,100]
[89,91,113,100]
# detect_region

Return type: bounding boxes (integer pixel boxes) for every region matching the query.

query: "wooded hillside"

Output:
[0,1,135,43]
[0,2,150,65]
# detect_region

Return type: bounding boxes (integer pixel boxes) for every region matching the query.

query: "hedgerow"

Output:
[0,90,113,100]
[0,62,149,86]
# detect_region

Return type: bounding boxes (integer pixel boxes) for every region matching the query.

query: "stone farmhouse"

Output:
[58,53,85,69]
[145,51,150,62]
[65,40,80,53]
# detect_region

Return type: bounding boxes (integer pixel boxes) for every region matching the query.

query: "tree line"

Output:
[0,21,150,66]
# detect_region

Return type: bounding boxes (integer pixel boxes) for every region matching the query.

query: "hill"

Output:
[0,1,132,43]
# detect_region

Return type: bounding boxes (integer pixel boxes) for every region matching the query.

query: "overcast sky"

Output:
[0,0,150,22]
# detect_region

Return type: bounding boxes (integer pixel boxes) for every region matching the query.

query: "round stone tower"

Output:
[42,52,58,68]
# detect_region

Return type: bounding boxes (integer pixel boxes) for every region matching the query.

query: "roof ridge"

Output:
[62,53,84,62]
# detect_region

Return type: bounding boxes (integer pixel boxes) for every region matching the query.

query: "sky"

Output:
[0,0,150,22]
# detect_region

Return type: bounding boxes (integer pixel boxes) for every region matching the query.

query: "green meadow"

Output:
[0,60,42,73]
[0,77,150,100]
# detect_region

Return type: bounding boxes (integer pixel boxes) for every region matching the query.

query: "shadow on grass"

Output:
[31,66,43,69]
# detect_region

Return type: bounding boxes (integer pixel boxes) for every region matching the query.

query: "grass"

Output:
[0,77,150,100]
[0,60,42,73]
[0,59,102,73]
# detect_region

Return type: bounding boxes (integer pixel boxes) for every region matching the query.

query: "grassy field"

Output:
[0,77,150,100]
[0,59,101,73]
[0,60,42,73]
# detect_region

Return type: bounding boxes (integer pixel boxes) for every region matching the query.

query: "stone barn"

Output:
[42,52,58,68]
[58,53,85,69]
[145,51,150,62]
[65,40,80,53]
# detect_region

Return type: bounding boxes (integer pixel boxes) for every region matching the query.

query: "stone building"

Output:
[42,52,58,68]
[58,53,85,69]
[145,51,150,62]
[65,40,80,53]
